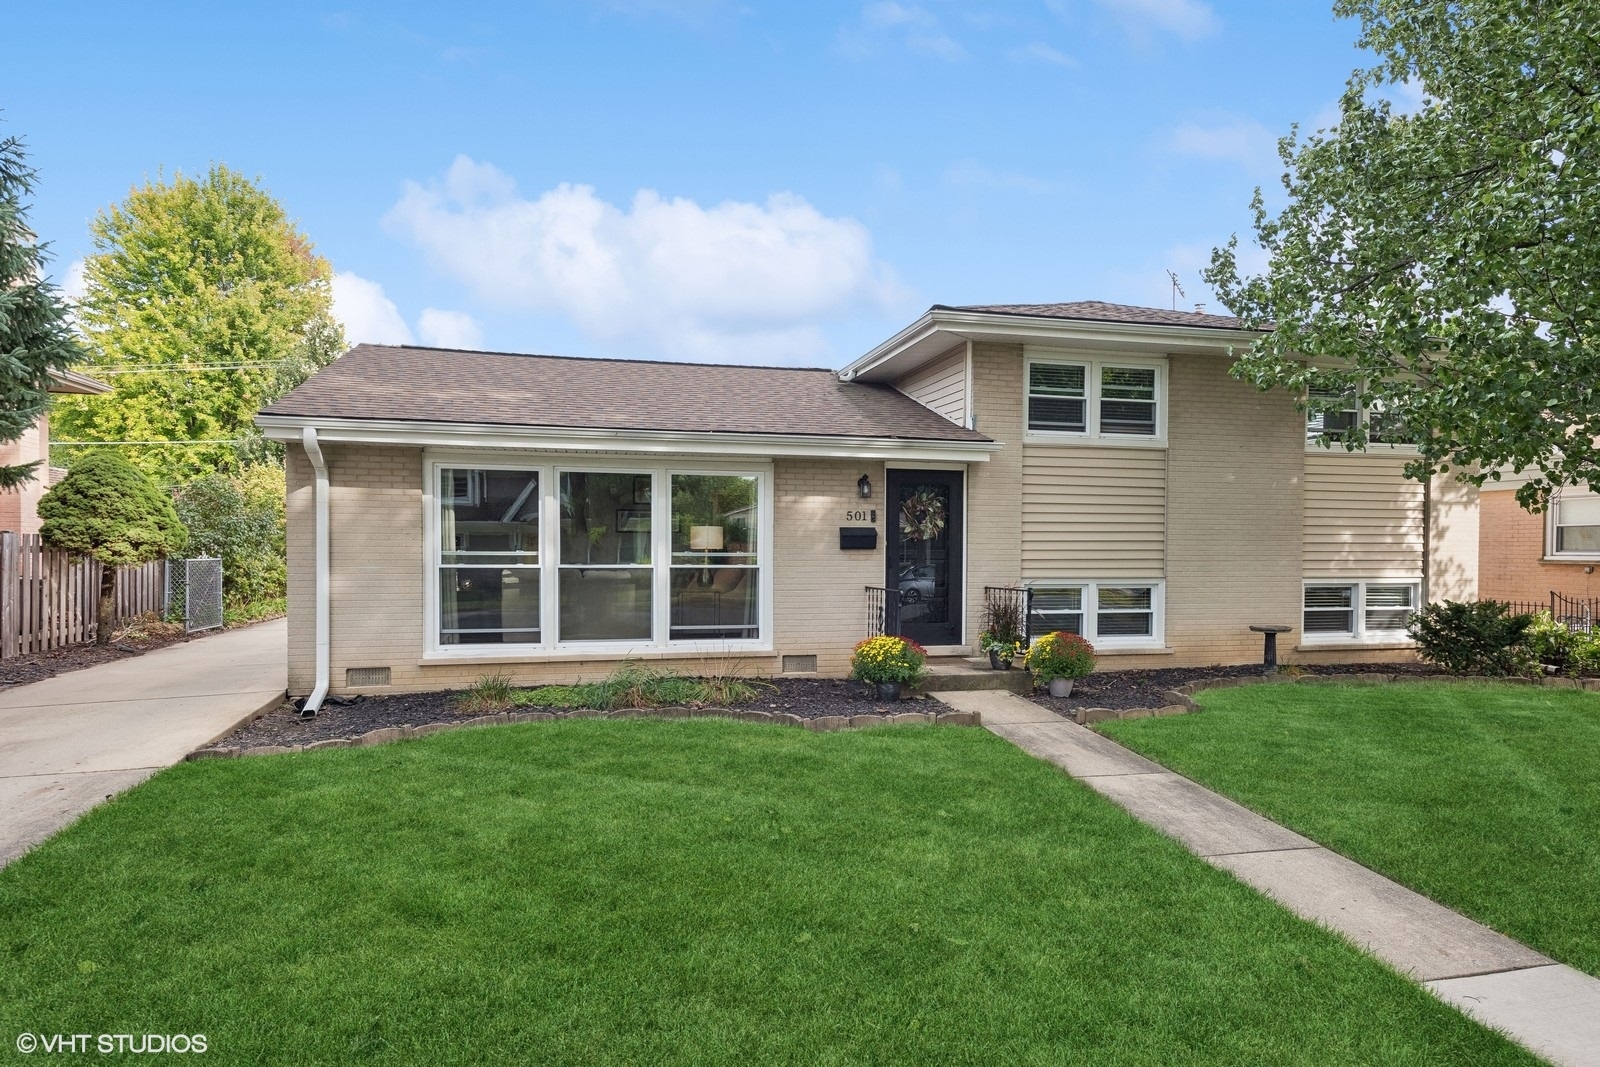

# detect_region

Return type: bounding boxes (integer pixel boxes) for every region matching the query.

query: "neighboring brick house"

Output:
[258,301,1480,706]
[0,369,111,534]
[1477,479,1600,604]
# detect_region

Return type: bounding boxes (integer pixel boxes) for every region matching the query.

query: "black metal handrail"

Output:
[865,586,901,637]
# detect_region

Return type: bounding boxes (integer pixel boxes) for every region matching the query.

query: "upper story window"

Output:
[1549,489,1600,559]
[1306,385,1413,447]
[1025,353,1165,444]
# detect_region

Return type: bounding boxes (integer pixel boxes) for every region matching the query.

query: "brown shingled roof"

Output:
[937,300,1247,331]
[262,344,991,443]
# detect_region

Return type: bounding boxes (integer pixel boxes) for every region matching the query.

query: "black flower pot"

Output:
[988,650,1013,671]
[874,681,903,701]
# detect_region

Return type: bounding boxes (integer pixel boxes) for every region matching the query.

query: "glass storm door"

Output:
[886,470,963,647]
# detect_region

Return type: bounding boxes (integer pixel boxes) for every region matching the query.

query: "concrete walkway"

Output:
[0,618,286,867]
[937,689,1600,1067]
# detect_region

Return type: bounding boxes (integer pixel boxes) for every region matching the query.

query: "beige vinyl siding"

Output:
[895,345,967,427]
[1303,450,1425,577]
[1021,444,1166,579]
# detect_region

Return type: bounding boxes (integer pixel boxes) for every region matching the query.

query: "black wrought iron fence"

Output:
[864,585,901,638]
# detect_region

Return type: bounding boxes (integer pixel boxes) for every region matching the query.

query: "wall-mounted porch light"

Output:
[857,474,872,499]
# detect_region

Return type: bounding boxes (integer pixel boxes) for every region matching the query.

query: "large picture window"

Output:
[1025,354,1164,442]
[559,471,653,642]
[438,468,541,645]
[670,474,760,640]
[430,458,769,655]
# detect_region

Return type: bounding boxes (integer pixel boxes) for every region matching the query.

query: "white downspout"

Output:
[302,427,331,715]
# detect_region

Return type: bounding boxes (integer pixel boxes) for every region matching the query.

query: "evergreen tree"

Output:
[39,451,187,644]
[0,132,87,490]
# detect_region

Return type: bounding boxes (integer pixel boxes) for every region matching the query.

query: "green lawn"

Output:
[1103,682,1600,978]
[0,720,1533,1065]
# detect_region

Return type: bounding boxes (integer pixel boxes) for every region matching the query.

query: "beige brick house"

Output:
[0,369,111,535]
[259,301,1478,707]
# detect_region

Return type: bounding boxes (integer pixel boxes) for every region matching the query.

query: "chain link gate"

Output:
[167,557,224,633]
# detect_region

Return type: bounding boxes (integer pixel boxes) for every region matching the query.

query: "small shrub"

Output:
[1567,629,1600,677]
[509,661,770,711]
[1522,611,1577,673]
[850,635,928,686]
[694,656,773,705]
[1025,631,1096,684]
[454,672,516,714]
[1408,600,1534,676]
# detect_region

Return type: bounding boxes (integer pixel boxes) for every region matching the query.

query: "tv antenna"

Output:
[1166,270,1186,311]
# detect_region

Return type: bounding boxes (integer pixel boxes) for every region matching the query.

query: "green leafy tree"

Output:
[174,466,286,609]
[53,164,343,484]
[0,132,86,490]
[38,451,187,644]
[1205,0,1600,510]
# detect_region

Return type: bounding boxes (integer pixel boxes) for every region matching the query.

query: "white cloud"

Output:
[331,271,413,345]
[417,308,484,349]
[837,2,965,62]
[1008,41,1075,66]
[1163,118,1279,174]
[58,259,87,302]
[1092,0,1217,41]
[384,156,907,364]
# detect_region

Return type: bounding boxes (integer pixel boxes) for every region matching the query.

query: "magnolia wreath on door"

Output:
[900,486,948,542]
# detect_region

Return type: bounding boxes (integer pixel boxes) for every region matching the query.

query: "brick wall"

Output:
[1163,353,1306,668]
[1478,487,1600,602]
[772,458,886,675]
[963,342,1025,644]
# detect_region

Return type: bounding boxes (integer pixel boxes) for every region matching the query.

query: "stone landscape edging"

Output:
[187,705,982,761]
[1063,669,1600,727]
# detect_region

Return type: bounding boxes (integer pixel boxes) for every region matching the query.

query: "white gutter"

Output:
[301,427,331,716]
[839,308,1266,382]
[257,415,998,464]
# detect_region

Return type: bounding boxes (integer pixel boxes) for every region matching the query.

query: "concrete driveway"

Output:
[0,617,286,867]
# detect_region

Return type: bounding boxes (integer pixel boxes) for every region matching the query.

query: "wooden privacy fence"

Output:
[0,532,167,659]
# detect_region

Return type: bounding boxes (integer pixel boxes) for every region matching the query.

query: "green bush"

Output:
[1407,600,1534,676]
[174,465,286,609]
[1522,611,1578,673]
[460,662,767,713]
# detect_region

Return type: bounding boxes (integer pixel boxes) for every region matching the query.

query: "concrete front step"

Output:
[918,660,1034,695]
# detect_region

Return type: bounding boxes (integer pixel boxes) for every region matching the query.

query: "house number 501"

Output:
[844,509,875,522]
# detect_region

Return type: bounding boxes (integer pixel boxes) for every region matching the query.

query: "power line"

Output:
[88,361,296,374]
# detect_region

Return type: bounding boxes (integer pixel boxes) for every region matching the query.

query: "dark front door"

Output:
[886,469,963,647]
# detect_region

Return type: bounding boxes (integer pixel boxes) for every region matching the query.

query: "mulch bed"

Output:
[222,677,936,748]
[0,627,203,689]
[1028,661,1440,714]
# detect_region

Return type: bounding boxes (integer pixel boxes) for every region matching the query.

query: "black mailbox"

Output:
[839,527,878,550]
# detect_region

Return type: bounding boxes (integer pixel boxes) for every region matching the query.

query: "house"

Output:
[1477,475,1600,606]
[257,301,1480,705]
[0,369,112,535]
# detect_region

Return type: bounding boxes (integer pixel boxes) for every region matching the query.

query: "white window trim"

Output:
[1023,350,1168,447]
[1300,579,1420,644]
[1545,488,1600,562]
[1024,579,1166,650]
[423,451,775,662]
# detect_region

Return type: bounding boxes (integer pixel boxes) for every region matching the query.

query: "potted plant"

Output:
[851,635,928,701]
[979,595,1028,670]
[1026,631,1096,697]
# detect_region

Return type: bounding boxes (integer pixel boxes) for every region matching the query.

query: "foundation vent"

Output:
[346,667,392,687]
[781,655,818,673]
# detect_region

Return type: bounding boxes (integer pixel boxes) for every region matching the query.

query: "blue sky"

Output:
[6,1,1408,367]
